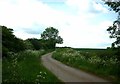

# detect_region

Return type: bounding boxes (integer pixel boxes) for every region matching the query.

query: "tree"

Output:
[104,1,120,12]
[27,38,42,50]
[24,40,34,50]
[104,1,120,50]
[104,1,120,77]
[104,1,120,47]
[41,27,63,49]
[2,25,26,57]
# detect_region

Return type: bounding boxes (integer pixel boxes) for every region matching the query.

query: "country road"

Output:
[41,52,111,83]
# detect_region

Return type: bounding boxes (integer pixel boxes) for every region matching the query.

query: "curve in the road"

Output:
[41,52,111,83]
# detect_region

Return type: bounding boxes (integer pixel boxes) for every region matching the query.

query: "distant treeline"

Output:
[74,48,106,51]
[1,25,59,57]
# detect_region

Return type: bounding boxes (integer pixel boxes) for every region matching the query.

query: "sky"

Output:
[0,0,118,48]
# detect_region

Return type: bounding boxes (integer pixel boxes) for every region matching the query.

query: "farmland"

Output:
[52,48,120,83]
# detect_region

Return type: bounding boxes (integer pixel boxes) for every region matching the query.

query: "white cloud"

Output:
[65,0,108,14]
[13,30,40,40]
[0,0,117,48]
[57,19,114,48]
[65,0,89,12]
[0,0,72,28]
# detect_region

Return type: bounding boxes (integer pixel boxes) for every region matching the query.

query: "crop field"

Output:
[52,48,120,83]
[2,50,61,83]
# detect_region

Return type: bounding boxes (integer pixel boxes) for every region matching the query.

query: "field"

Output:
[52,48,120,83]
[2,50,62,83]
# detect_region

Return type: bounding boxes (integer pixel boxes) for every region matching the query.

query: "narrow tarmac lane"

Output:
[41,52,111,83]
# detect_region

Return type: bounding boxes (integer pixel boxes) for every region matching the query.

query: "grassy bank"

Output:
[52,48,120,83]
[2,50,62,83]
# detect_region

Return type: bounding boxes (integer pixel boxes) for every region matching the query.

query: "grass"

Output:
[52,48,120,84]
[2,50,62,83]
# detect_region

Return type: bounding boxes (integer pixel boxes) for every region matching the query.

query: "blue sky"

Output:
[0,0,118,48]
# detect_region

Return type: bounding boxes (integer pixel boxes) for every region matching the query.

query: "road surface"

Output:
[41,52,111,83]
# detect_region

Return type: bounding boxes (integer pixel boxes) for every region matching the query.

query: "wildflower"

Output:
[39,71,42,74]
[37,75,42,78]
[44,72,47,75]
[43,77,45,79]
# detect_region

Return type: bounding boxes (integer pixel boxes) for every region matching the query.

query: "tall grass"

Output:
[52,48,120,83]
[2,50,61,83]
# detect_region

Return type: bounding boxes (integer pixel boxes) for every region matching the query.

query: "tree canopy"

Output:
[2,25,63,57]
[104,1,120,62]
[26,38,41,50]
[104,1,120,47]
[2,26,26,57]
[41,27,63,49]
[105,1,120,13]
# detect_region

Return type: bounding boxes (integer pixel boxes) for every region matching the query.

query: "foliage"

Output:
[107,20,120,46]
[52,48,120,83]
[2,50,61,83]
[2,25,62,83]
[104,1,120,47]
[105,1,120,12]
[26,38,42,50]
[2,25,62,58]
[23,40,34,50]
[41,27,63,49]
[2,26,26,57]
[103,1,120,62]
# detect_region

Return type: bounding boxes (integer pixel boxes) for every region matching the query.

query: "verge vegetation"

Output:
[2,25,63,83]
[2,50,62,83]
[52,48,120,83]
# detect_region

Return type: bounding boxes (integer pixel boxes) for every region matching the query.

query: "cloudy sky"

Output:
[0,0,118,48]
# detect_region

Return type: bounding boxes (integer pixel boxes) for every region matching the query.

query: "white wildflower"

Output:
[39,71,42,74]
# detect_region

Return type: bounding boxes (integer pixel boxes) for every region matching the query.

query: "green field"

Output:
[52,48,120,83]
[2,50,62,83]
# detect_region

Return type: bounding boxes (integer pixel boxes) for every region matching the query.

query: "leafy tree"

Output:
[41,27,63,49]
[2,26,26,57]
[27,38,42,50]
[24,40,34,50]
[104,1,120,12]
[104,1,120,77]
[104,1,120,47]
[2,26,15,56]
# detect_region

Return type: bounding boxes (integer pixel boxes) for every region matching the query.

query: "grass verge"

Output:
[52,48,120,84]
[2,50,62,83]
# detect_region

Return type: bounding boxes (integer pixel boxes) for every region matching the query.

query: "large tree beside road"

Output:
[41,27,63,49]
